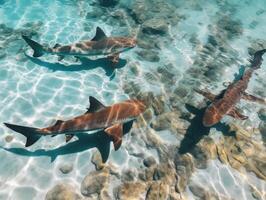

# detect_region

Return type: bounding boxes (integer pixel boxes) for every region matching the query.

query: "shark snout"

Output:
[135,99,147,114]
[202,106,222,127]
[131,38,137,47]
[124,38,137,48]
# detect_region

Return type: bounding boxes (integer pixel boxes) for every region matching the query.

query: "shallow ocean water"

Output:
[0,0,265,199]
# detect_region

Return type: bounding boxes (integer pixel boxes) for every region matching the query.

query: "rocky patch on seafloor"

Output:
[175,4,245,97]
[85,0,185,63]
[194,124,266,182]
[45,183,82,200]
[80,169,110,198]
[188,182,219,200]
[128,0,184,62]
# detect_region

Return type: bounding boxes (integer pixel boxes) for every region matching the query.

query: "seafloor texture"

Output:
[0,0,266,199]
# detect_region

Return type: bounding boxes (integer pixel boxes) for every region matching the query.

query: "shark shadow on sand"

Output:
[179,104,236,154]
[1,120,134,163]
[25,53,127,80]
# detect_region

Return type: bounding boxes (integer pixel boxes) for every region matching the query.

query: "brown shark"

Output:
[22,27,136,65]
[196,49,266,127]
[4,97,146,150]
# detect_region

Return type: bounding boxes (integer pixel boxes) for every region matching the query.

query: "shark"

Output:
[22,27,137,65]
[4,97,146,150]
[196,49,266,127]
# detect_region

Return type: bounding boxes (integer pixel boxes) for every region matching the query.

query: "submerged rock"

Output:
[45,184,81,200]
[150,111,188,135]
[136,50,160,62]
[213,125,266,181]
[189,183,218,200]
[143,156,156,168]
[142,18,169,35]
[174,154,195,193]
[189,146,209,169]
[115,182,148,200]
[197,136,218,160]
[129,0,181,26]
[5,135,13,143]
[80,169,109,197]
[91,150,105,170]
[246,157,266,180]
[146,182,169,200]
[121,169,136,182]
[59,164,73,174]
[215,15,243,39]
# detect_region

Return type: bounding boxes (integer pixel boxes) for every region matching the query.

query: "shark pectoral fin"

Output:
[58,55,65,61]
[54,120,64,126]
[74,56,80,62]
[53,43,61,49]
[104,123,123,151]
[86,96,106,113]
[107,53,120,66]
[227,108,248,120]
[91,27,107,41]
[194,88,217,102]
[242,92,266,105]
[65,134,74,143]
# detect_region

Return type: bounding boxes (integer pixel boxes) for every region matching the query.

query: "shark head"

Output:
[107,37,137,54]
[114,99,147,122]
[130,99,147,115]
[202,105,223,127]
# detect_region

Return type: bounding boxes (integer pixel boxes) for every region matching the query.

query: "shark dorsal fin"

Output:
[53,43,61,49]
[91,27,107,41]
[54,120,64,126]
[86,96,106,113]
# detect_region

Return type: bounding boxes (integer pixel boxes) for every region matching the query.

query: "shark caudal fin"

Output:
[250,49,266,69]
[4,123,42,147]
[22,35,45,57]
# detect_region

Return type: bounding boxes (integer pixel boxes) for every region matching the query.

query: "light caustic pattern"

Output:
[0,0,265,199]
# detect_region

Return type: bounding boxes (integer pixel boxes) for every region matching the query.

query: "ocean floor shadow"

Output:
[179,104,236,154]
[2,120,134,163]
[25,54,127,80]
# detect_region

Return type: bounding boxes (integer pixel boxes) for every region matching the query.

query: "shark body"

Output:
[196,49,266,127]
[22,27,136,65]
[4,97,146,150]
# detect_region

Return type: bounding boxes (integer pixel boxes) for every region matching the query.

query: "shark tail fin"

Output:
[251,49,266,69]
[22,35,45,57]
[4,123,42,147]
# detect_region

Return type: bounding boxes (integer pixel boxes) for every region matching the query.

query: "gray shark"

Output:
[4,97,146,150]
[22,27,136,65]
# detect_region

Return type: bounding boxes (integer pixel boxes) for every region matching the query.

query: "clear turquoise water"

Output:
[0,0,265,199]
